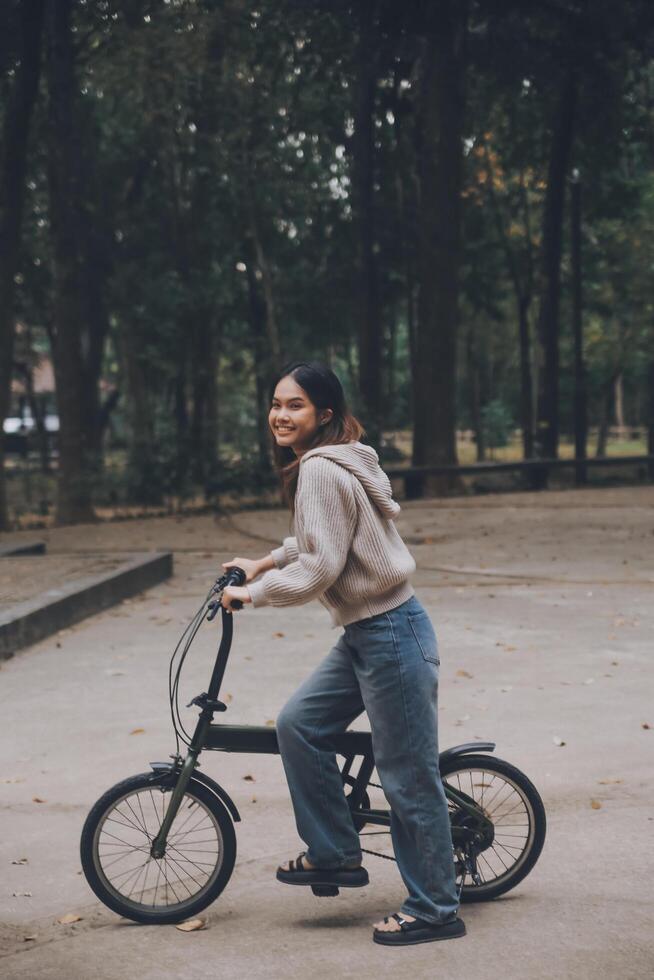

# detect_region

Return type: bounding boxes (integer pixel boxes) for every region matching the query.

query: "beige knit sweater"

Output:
[246,441,416,627]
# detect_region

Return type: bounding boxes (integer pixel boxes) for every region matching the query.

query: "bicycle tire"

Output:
[441,754,546,903]
[80,771,236,924]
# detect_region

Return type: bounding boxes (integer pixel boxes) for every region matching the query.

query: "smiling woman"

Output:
[219,360,465,945]
[270,378,333,452]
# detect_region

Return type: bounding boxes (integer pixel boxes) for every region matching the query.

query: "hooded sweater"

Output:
[246,441,416,628]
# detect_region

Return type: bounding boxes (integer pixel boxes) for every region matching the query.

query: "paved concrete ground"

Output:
[1,486,653,979]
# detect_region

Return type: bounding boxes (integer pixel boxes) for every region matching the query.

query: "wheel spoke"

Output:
[443,763,540,896]
[93,784,226,913]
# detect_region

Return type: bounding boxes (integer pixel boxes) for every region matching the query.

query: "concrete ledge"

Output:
[0,540,46,557]
[0,551,173,659]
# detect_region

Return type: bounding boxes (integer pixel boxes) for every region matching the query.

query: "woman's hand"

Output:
[221,585,252,613]
[221,557,262,583]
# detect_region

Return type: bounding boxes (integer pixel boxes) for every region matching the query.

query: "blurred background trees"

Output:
[1,0,653,527]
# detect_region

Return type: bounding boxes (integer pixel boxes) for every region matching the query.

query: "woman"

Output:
[220,360,465,947]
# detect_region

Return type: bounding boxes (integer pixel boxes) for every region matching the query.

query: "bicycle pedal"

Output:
[311,884,339,897]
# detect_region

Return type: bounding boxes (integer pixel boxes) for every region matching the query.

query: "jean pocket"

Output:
[408,612,440,665]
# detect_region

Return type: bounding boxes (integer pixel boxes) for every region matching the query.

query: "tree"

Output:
[0,0,46,530]
[412,0,468,495]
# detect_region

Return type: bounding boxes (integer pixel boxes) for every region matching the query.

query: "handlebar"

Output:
[206,566,247,621]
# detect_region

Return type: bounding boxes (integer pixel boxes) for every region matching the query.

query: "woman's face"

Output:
[269,375,333,456]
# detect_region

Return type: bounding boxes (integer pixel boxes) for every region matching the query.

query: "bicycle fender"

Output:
[149,762,241,823]
[439,742,496,767]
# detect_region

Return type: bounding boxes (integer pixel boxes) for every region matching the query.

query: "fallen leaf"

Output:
[590,799,602,810]
[272,632,285,638]
[11,857,28,865]
[242,774,255,782]
[251,796,257,803]
[224,693,233,703]
[500,686,513,693]
[597,779,622,785]
[553,736,566,747]
[504,645,516,652]
[23,936,37,942]
[265,719,275,726]
[32,796,46,804]
[13,891,32,897]
[583,678,595,685]
[130,728,145,735]
[175,918,206,932]
[642,722,651,730]
[57,913,82,924]
[611,660,619,666]
[105,669,125,677]
[456,669,473,679]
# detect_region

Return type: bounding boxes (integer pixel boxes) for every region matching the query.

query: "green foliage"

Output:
[481,399,514,452]
[3,0,654,522]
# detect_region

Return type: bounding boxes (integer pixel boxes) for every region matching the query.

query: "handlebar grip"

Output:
[224,566,245,611]
[225,566,246,588]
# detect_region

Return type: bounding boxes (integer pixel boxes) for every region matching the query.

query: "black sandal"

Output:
[373,912,466,946]
[276,851,369,889]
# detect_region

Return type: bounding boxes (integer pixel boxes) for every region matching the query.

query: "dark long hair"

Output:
[269,360,365,512]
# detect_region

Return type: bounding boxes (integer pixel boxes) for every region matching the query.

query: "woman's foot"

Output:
[278,852,362,872]
[372,911,416,933]
[278,854,315,872]
[372,912,466,946]
[276,851,369,888]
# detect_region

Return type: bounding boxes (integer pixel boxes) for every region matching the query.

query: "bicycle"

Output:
[80,567,547,925]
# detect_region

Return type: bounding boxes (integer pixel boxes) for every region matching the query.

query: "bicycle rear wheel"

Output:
[441,754,546,902]
[80,772,236,924]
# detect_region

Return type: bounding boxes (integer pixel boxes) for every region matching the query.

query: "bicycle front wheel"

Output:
[80,772,236,924]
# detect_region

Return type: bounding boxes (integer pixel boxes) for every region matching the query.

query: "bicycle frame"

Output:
[151,596,496,860]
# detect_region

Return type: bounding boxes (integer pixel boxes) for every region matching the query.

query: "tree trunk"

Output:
[518,296,534,459]
[570,175,587,483]
[116,323,160,505]
[614,371,625,431]
[647,355,654,480]
[190,316,220,485]
[46,0,96,524]
[0,0,46,530]
[482,152,535,460]
[535,69,578,460]
[245,256,273,474]
[413,1,467,497]
[596,371,617,458]
[467,322,485,462]
[353,0,382,446]
[246,203,282,372]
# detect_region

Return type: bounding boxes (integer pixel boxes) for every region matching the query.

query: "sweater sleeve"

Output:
[247,459,356,609]
[270,536,299,569]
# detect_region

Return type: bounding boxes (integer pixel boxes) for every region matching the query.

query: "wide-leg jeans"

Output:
[275,594,460,925]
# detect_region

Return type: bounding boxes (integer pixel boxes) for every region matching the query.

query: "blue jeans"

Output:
[276,594,459,924]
